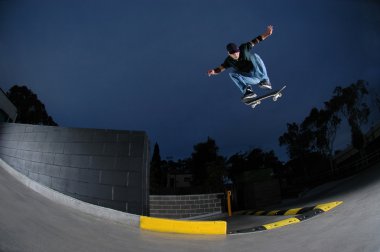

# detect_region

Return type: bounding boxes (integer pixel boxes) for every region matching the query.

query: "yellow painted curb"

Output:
[262,217,301,230]
[140,216,227,235]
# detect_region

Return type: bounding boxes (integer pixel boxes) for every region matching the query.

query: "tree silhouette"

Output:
[280,80,371,161]
[328,80,370,150]
[189,137,226,191]
[150,143,163,193]
[6,85,58,126]
[279,80,372,187]
[279,122,312,160]
[227,148,282,183]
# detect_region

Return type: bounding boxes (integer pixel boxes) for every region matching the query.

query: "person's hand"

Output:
[208,69,216,76]
[265,25,273,36]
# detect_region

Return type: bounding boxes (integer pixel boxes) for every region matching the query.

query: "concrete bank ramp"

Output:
[1,159,380,251]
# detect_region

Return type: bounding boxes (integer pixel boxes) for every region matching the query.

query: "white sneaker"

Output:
[242,86,257,102]
[259,80,272,90]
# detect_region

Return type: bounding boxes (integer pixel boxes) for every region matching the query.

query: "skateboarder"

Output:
[207,25,274,101]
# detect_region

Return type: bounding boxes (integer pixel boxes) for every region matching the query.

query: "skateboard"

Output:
[244,85,286,109]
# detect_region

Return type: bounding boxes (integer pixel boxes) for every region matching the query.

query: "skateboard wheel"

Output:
[273,93,282,101]
[251,101,260,109]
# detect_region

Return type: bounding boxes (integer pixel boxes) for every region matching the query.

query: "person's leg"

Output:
[251,53,271,89]
[229,72,260,93]
[228,72,259,101]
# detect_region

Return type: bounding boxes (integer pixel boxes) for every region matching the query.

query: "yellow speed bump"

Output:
[284,208,302,215]
[254,210,266,216]
[267,210,280,216]
[140,216,227,235]
[315,201,343,212]
[262,217,300,230]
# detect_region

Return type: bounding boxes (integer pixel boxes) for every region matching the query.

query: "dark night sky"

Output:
[0,0,379,161]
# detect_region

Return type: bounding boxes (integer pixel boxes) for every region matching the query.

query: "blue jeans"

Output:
[228,53,270,94]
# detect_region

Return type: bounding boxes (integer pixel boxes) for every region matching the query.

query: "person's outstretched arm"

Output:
[250,25,273,46]
[208,66,226,76]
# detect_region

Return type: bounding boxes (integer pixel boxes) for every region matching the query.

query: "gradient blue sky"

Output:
[0,0,379,161]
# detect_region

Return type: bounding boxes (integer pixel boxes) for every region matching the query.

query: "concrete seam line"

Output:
[140,216,227,235]
[0,158,140,227]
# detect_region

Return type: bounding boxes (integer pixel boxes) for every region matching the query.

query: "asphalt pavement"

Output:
[1,160,380,252]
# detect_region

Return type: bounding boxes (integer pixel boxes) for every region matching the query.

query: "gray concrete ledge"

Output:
[0,158,140,227]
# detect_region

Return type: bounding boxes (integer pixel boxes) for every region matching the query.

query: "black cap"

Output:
[226,43,240,54]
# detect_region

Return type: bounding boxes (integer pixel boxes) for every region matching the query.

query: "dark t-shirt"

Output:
[221,42,254,75]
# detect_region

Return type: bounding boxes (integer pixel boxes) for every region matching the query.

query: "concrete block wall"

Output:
[149,193,224,219]
[0,122,149,215]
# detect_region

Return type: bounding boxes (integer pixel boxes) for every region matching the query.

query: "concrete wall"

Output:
[149,193,224,219]
[0,122,149,215]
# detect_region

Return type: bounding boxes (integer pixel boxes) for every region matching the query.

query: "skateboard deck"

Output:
[244,85,286,109]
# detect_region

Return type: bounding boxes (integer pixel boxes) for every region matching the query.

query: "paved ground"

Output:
[1,161,380,252]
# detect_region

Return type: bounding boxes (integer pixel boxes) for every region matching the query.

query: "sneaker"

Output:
[242,85,257,101]
[258,80,272,90]
[245,84,253,92]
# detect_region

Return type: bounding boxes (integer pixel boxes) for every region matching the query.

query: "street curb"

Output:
[140,216,227,235]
